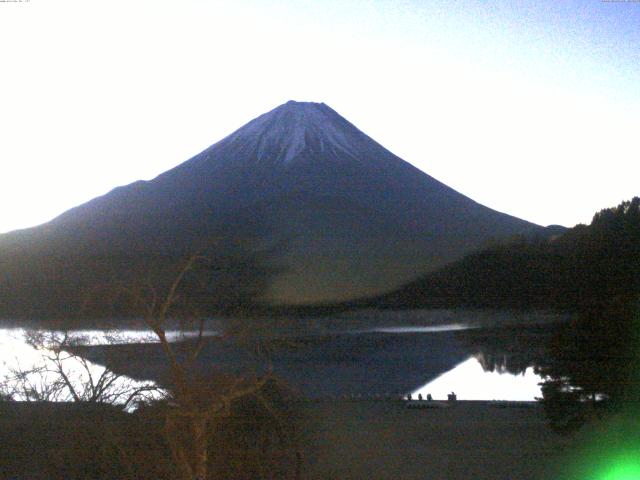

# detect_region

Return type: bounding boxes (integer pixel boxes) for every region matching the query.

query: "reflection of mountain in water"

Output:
[73,330,470,398]
[66,314,565,399]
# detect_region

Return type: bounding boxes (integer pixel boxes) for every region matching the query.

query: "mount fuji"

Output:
[0,101,542,319]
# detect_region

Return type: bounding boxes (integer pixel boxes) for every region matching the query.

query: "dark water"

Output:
[0,311,564,403]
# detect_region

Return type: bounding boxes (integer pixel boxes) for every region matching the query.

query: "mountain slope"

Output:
[0,101,542,319]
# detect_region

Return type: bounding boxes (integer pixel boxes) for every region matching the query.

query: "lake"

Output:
[0,310,563,405]
[412,358,543,401]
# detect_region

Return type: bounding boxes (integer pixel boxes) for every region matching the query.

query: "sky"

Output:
[0,0,638,233]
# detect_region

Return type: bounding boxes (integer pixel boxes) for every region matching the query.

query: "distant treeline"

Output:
[378,197,640,312]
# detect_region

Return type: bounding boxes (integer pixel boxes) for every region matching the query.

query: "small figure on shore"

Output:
[418,393,423,401]
[447,391,457,402]
[426,393,433,401]
[406,393,412,401]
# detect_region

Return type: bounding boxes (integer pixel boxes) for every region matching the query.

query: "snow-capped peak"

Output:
[224,101,363,166]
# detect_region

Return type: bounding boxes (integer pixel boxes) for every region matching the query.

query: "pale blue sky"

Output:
[1,0,638,233]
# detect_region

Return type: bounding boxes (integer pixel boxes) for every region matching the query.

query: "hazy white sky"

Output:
[1,0,638,233]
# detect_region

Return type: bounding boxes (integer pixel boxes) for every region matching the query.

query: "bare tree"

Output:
[1,329,160,410]
[124,254,283,480]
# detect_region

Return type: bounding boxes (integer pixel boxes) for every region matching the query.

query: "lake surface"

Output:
[412,357,543,401]
[0,312,559,404]
[364,323,476,334]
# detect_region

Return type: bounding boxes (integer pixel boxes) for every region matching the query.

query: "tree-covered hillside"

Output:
[380,197,640,313]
